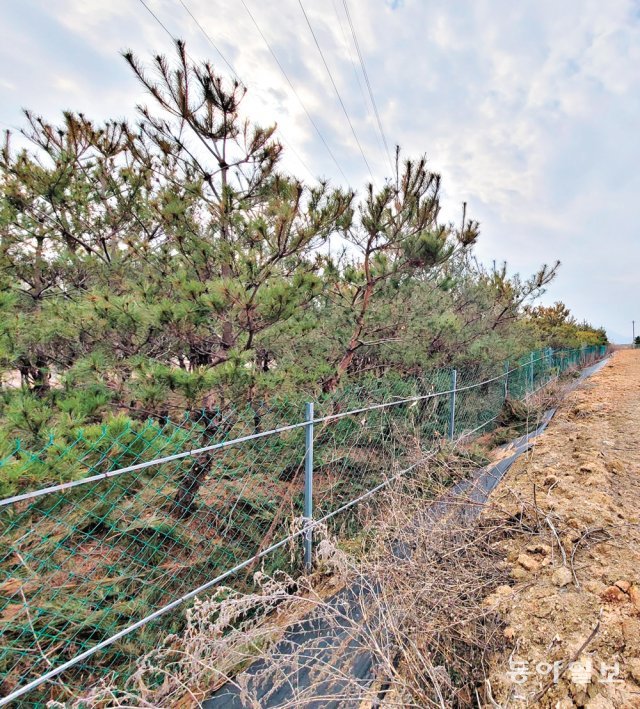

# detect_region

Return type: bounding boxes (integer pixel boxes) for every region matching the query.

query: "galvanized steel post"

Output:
[449,369,457,440]
[529,352,535,391]
[504,361,509,400]
[303,402,314,572]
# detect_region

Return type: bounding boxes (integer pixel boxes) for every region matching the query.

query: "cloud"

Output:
[0,0,638,339]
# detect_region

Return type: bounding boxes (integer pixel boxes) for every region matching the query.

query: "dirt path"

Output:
[484,349,640,707]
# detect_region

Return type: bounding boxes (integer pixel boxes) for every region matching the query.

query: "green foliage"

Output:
[0,412,198,498]
[525,301,608,349]
[0,43,607,437]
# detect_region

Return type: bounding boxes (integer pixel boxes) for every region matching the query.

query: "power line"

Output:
[136,0,176,43]
[138,0,233,81]
[239,0,349,183]
[177,0,243,85]
[174,0,316,180]
[138,0,357,184]
[331,0,372,135]
[341,0,393,174]
[136,0,315,180]
[296,0,375,182]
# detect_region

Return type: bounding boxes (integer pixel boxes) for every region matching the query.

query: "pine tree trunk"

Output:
[170,409,232,519]
[170,453,211,519]
[322,277,374,392]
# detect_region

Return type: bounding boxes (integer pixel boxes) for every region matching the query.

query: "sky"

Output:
[0,0,638,342]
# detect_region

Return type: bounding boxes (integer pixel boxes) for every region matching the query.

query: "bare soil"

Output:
[483,349,640,707]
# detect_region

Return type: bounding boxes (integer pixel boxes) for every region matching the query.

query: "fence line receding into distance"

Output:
[0,345,608,706]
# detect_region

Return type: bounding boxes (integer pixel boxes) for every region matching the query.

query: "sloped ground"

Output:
[484,350,640,707]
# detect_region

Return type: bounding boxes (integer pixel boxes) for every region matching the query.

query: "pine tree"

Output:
[321,151,478,392]
[123,42,353,379]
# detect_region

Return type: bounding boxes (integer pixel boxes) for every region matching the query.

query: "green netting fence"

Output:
[0,344,608,706]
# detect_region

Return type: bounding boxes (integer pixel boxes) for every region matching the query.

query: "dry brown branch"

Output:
[531,616,601,704]
[569,526,612,589]
[61,446,514,708]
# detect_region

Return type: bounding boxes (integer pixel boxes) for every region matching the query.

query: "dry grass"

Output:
[53,447,520,708]
[44,371,593,708]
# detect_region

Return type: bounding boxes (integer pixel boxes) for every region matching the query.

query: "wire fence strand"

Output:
[0,345,608,705]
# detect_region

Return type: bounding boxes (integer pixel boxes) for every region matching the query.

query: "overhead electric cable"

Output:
[136,0,176,43]
[175,0,316,178]
[296,0,376,182]
[175,0,316,177]
[341,0,393,174]
[331,0,372,132]
[177,0,243,85]
[137,0,314,179]
[239,0,349,183]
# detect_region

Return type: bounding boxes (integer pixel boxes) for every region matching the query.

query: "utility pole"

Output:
[633,320,635,345]
[461,201,467,235]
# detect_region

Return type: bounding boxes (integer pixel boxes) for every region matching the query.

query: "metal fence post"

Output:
[449,369,457,440]
[504,361,509,400]
[529,352,535,392]
[303,402,314,572]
